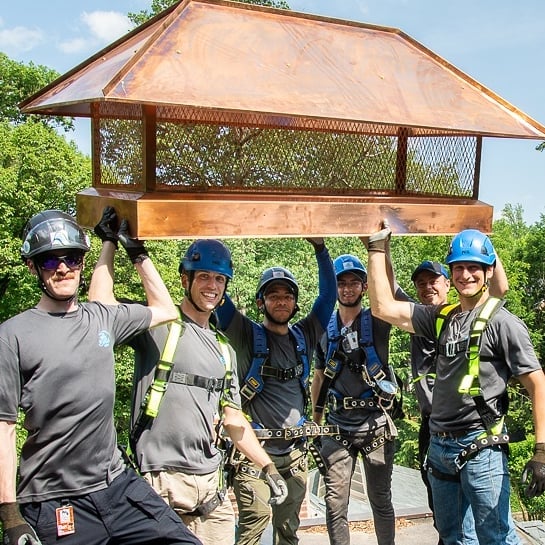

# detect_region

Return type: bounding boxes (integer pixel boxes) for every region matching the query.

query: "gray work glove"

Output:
[263,463,288,506]
[367,220,391,253]
[0,502,42,545]
[117,219,149,264]
[93,206,119,247]
[522,443,545,498]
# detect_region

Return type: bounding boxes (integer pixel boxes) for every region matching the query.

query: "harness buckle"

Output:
[206,377,220,392]
[445,341,457,358]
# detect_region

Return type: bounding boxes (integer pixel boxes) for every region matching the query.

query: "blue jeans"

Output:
[427,430,520,545]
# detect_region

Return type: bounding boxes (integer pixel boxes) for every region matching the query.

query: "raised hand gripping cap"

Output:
[21,210,90,259]
[445,229,496,266]
[180,239,233,279]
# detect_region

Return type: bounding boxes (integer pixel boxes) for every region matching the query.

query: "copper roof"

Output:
[20,0,545,139]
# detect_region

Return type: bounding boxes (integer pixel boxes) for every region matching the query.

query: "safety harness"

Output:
[129,311,234,516]
[232,322,337,479]
[241,322,310,403]
[310,309,400,474]
[315,309,400,416]
[429,296,509,479]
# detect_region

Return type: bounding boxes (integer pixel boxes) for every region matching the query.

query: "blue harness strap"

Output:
[359,309,385,380]
[316,309,394,415]
[240,322,310,404]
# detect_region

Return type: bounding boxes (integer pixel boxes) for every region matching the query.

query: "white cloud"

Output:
[0,25,44,53]
[81,11,134,44]
[58,37,89,55]
[57,10,134,59]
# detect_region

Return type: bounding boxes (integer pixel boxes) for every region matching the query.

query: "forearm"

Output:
[0,421,18,503]
[223,410,272,469]
[522,370,545,444]
[134,257,177,327]
[312,245,337,327]
[310,370,325,424]
[367,248,415,332]
[88,241,118,304]
[490,255,509,298]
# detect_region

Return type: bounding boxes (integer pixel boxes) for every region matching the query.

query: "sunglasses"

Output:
[36,253,84,271]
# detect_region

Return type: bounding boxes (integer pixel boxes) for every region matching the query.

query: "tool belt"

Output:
[252,423,339,440]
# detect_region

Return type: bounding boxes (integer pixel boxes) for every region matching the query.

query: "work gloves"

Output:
[366,220,391,253]
[522,443,545,498]
[93,206,118,247]
[263,463,288,506]
[117,219,149,264]
[94,206,149,264]
[0,503,42,545]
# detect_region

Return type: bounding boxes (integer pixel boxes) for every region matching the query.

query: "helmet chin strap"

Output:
[338,295,363,308]
[456,282,489,299]
[260,303,299,325]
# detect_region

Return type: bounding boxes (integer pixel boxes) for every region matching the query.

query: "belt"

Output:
[432,429,471,439]
[252,424,339,440]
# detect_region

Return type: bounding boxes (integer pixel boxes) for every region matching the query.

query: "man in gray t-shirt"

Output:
[90,236,287,545]
[216,238,337,545]
[367,223,545,545]
[0,208,200,545]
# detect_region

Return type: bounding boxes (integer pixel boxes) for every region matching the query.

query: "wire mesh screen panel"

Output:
[95,113,477,199]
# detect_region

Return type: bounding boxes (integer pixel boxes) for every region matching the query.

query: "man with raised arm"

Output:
[366,221,545,545]
[0,209,200,545]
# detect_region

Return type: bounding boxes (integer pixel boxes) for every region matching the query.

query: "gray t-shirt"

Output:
[0,302,151,502]
[316,309,392,433]
[223,309,323,455]
[412,301,541,433]
[410,335,436,417]
[130,315,240,475]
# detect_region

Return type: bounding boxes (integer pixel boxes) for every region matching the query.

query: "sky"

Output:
[1,0,544,224]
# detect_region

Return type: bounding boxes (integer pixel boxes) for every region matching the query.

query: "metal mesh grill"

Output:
[95,104,477,198]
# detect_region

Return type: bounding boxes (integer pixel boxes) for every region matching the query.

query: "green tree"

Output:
[129,0,290,26]
[0,120,91,318]
[0,52,73,131]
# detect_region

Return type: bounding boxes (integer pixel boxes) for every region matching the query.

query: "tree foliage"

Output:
[128,0,290,26]
[0,52,73,131]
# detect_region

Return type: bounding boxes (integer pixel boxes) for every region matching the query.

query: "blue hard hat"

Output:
[334,254,367,280]
[445,229,496,267]
[180,239,233,279]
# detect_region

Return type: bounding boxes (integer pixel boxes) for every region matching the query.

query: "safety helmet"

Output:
[445,229,496,267]
[334,254,367,280]
[179,239,233,279]
[20,210,90,260]
[256,267,299,301]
